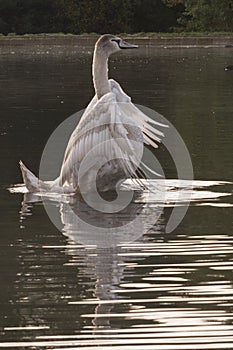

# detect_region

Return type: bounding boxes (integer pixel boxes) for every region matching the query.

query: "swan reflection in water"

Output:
[19,186,164,331]
[13,178,231,333]
[20,186,163,247]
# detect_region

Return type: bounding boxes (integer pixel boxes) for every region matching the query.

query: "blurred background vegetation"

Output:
[0,0,232,35]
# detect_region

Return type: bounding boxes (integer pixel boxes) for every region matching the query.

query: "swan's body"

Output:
[20,34,167,193]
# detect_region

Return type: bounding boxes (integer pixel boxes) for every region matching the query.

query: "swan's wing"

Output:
[109,79,168,149]
[65,94,98,152]
[59,92,142,188]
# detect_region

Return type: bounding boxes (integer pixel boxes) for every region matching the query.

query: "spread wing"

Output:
[59,92,143,189]
[109,79,168,149]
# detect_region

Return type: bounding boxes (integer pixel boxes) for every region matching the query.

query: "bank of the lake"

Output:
[0,34,233,55]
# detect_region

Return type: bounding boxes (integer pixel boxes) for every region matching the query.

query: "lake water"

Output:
[0,41,233,349]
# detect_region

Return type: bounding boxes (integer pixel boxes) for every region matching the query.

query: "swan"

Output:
[20,34,167,194]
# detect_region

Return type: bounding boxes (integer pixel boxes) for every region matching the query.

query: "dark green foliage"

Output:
[131,0,181,32]
[180,0,233,32]
[69,0,134,34]
[163,0,233,32]
[0,0,56,34]
[0,0,232,34]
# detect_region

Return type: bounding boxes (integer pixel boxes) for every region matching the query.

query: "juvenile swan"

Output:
[20,34,167,193]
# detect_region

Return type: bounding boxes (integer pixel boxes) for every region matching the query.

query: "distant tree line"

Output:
[0,0,232,35]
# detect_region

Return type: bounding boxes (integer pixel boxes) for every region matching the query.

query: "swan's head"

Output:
[95,34,138,57]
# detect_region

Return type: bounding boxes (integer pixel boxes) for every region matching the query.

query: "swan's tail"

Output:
[19,161,50,192]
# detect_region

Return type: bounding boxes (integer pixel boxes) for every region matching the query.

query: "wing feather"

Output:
[59,92,141,188]
[59,79,167,190]
[109,79,168,145]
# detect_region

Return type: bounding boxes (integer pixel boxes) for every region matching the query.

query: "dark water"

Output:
[0,43,233,349]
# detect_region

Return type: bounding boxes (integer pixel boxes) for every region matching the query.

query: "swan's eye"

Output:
[111,39,121,47]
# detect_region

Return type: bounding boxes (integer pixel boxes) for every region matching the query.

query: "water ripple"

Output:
[2,180,233,349]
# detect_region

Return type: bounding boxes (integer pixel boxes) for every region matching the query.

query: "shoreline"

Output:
[0,34,233,54]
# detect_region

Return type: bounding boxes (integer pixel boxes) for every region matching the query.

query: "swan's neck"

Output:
[92,48,110,99]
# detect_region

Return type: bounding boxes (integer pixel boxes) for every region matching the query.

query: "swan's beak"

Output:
[119,40,138,49]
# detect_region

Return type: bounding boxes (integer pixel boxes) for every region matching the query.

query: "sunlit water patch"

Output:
[9,179,232,209]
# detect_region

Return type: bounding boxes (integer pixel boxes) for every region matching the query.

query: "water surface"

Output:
[0,43,233,349]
